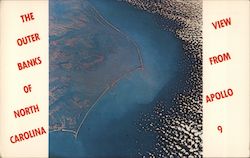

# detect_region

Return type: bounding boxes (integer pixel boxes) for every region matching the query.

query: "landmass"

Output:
[49,0,143,137]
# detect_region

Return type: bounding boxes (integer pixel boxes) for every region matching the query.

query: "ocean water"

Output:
[50,0,184,157]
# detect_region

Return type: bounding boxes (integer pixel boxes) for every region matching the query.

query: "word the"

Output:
[20,12,35,23]
[10,127,46,144]
[209,52,231,65]
[212,17,231,29]
[206,88,233,103]
[17,56,42,71]
[14,104,39,118]
[17,33,40,46]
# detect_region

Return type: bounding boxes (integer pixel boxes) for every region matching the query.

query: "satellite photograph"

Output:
[49,0,202,157]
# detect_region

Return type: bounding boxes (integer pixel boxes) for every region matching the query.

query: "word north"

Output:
[212,17,231,29]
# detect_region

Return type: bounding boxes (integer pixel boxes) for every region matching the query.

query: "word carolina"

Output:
[10,127,46,143]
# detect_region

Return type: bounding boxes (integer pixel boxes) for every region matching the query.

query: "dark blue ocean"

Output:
[50,0,184,157]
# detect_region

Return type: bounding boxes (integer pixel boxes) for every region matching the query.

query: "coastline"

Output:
[123,0,203,157]
[49,0,201,157]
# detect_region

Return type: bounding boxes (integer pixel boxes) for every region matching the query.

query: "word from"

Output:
[209,52,231,65]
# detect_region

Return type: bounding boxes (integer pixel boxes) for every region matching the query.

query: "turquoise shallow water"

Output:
[50,0,184,157]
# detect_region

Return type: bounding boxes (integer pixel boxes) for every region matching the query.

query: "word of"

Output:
[23,84,32,93]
